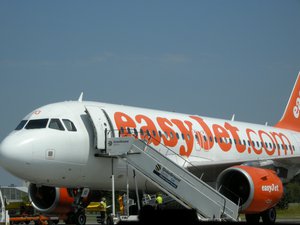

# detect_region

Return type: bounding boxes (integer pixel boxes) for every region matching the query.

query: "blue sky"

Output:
[0,1,299,185]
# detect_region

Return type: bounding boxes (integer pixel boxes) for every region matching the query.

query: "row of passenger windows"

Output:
[119,127,295,151]
[15,119,77,132]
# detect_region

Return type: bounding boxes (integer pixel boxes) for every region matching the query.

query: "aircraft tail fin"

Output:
[275,72,300,132]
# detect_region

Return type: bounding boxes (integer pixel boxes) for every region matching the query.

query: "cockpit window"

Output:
[15,120,28,130]
[25,119,49,129]
[62,119,77,132]
[49,119,65,131]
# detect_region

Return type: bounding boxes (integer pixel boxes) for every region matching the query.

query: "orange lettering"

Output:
[171,119,194,157]
[212,124,231,152]
[114,112,136,137]
[156,117,178,147]
[136,114,161,146]
[270,132,293,155]
[258,130,275,156]
[190,116,214,150]
[246,129,262,155]
[225,122,246,153]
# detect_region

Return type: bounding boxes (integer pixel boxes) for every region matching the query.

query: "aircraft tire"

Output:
[261,207,276,224]
[74,211,86,225]
[245,213,260,223]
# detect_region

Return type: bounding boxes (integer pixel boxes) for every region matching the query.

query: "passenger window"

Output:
[15,120,28,130]
[158,131,162,137]
[170,132,174,139]
[134,128,138,136]
[164,132,169,138]
[140,129,144,136]
[176,133,180,139]
[25,119,49,129]
[120,127,124,134]
[62,119,77,132]
[269,143,272,148]
[152,130,156,137]
[49,119,65,131]
[146,130,150,136]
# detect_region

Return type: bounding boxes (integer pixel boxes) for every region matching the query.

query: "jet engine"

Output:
[28,183,75,214]
[216,165,283,213]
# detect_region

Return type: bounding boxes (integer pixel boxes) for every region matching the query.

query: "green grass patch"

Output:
[238,204,300,221]
[277,204,300,219]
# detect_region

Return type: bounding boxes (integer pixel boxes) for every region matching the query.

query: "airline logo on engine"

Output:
[261,184,280,193]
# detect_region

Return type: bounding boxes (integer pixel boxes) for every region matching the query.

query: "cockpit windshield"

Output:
[15,120,28,130]
[25,119,49,129]
[62,119,77,131]
[14,118,77,131]
[49,119,65,131]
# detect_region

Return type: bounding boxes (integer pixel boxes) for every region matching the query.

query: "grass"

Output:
[277,204,300,219]
[238,204,300,221]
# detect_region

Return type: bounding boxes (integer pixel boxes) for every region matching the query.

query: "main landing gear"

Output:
[65,188,89,225]
[245,207,276,224]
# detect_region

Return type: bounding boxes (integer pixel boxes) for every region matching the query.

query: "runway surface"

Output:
[84,214,300,225]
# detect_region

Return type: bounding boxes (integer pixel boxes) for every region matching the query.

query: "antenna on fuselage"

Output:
[78,92,84,102]
[231,114,235,121]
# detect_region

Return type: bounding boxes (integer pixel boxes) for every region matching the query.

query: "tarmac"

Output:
[85,212,300,225]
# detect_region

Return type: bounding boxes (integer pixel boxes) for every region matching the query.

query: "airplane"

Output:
[0,73,300,224]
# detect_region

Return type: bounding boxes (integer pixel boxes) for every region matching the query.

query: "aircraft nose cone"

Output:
[0,135,17,168]
[0,134,33,176]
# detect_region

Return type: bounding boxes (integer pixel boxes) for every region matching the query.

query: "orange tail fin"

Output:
[275,72,300,132]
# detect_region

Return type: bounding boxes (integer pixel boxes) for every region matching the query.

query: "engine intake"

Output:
[216,165,283,213]
[28,184,74,214]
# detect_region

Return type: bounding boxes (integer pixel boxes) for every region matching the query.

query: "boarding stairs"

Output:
[103,136,239,221]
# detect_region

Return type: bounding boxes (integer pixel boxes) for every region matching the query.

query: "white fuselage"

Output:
[0,101,299,191]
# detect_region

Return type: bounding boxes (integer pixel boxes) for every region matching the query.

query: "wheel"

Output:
[74,211,86,225]
[261,207,276,224]
[245,213,260,223]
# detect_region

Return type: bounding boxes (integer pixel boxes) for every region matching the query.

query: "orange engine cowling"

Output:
[28,184,75,214]
[216,165,283,214]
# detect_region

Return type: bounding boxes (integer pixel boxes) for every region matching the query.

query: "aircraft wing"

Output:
[186,155,300,183]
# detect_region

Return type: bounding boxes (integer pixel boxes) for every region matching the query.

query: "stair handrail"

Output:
[107,129,240,218]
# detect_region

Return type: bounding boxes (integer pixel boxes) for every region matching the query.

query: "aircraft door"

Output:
[85,106,114,150]
[0,190,5,224]
[194,130,211,152]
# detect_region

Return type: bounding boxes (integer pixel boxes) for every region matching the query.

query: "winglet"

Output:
[78,92,84,102]
[275,72,300,132]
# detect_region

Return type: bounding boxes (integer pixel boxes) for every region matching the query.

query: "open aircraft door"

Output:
[0,189,8,225]
[85,106,114,150]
